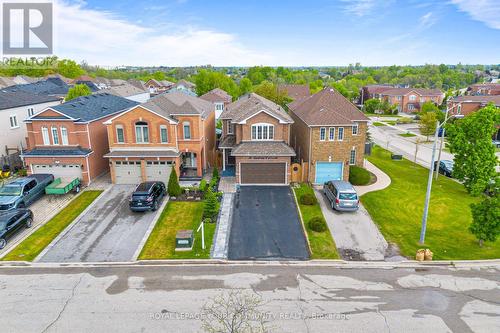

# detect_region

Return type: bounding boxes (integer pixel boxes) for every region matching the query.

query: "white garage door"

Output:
[146,161,172,182]
[33,164,83,180]
[114,161,142,184]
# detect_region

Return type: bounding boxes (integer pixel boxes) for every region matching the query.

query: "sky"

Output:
[44,0,500,66]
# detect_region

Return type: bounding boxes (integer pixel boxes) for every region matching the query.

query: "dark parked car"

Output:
[434,160,454,177]
[129,182,166,212]
[0,209,33,249]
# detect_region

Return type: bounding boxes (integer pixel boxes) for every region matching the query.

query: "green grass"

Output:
[366,113,401,118]
[2,190,102,261]
[293,184,339,259]
[399,133,416,137]
[362,146,499,260]
[372,122,386,127]
[139,201,216,259]
[385,120,397,126]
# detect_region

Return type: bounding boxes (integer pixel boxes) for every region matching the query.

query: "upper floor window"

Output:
[160,125,168,143]
[227,122,234,134]
[352,124,358,135]
[397,96,402,101]
[215,103,224,111]
[135,121,149,143]
[328,127,335,141]
[51,127,59,145]
[183,122,192,140]
[338,127,344,141]
[409,95,416,101]
[9,115,18,129]
[251,123,274,141]
[116,125,125,143]
[61,127,69,145]
[42,127,50,145]
[319,127,326,141]
[27,108,34,117]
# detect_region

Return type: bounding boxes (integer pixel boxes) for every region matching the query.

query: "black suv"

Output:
[0,209,34,249]
[129,182,166,212]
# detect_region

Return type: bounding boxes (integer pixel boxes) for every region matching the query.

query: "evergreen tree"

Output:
[168,169,182,197]
[203,188,219,218]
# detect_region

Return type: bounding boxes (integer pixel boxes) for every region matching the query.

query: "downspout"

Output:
[86,123,92,149]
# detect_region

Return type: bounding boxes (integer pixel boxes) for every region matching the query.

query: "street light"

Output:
[419,104,463,245]
[434,103,460,180]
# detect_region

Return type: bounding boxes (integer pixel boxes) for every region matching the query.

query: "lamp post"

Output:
[434,103,459,180]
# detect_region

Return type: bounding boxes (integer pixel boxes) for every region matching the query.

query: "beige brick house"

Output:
[218,93,295,185]
[288,88,369,184]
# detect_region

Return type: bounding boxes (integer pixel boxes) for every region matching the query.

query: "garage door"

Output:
[33,164,83,180]
[114,161,142,184]
[315,162,343,184]
[145,161,172,182]
[240,163,286,185]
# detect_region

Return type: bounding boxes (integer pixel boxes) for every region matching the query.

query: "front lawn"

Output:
[293,184,339,259]
[372,122,386,127]
[139,201,215,259]
[399,133,416,137]
[2,190,103,261]
[362,146,499,260]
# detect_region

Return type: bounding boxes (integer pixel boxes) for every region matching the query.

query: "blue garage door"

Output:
[315,162,343,184]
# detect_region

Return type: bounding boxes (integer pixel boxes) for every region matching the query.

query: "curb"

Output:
[131,195,170,261]
[33,188,108,262]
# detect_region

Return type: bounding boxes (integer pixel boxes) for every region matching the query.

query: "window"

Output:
[42,127,50,145]
[408,104,415,111]
[227,123,233,134]
[319,127,326,141]
[183,122,191,139]
[328,127,335,141]
[135,121,149,143]
[160,125,168,143]
[349,149,356,165]
[338,127,344,141]
[61,127,69,145]
[457,104,462,114]
[215,103,224,111]
[50,127,60,145]
[251,123,274,140]
[116,125,124,143]
[352,124,358,136]
[9,115,18,128]
[27,108,34,117]
[397,96,402,101]
[409,95,416,101]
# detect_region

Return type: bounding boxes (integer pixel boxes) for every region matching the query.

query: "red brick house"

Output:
[145,79,174,94]
[359,84,395,104]
[288,88,369,183]
[200,88,232,119]
[467,83,500,96]
[23,93,139,185]
[103,91,216,184]
[278,84,310,101]
[218,93,295,185]
[379,88,444,113]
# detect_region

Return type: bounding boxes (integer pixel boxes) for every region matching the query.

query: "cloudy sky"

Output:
[47,0,500,66]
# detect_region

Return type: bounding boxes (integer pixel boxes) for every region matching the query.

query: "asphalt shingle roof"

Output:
[231,141,296,157]
[278,84,310,100]
[200,88,232,103]
[379,87,443,96]
[221,93,293,123]
[3,77,69,96]
[450,95,500,105]
[143,91,214,119]
[0,89,60,110]
[23,147,92,156]
[104,150,180,158]
[100,83,147,98]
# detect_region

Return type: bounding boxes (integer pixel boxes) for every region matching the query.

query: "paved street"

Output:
[37,185,160,263]
[0,263,499,332]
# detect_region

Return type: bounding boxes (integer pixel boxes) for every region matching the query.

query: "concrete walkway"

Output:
[355,160,391,196]
[211,193,234,259]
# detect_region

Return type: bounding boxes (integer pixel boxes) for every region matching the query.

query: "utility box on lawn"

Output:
[175,230,194,251]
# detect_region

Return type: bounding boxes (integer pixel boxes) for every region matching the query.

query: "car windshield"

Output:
[442,161,454,169]
[0,186,21,196]
[339,192,357,200]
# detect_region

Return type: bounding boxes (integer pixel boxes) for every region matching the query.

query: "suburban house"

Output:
[218,93,296,185]
[145,79,174,94]
[23,93,139,185]
[359,84,395,104]
[200,88,232,119]
[0,77,16,88]
[100,83,150,103]
[288,88,369,184]
[103,91,216,184]
[467,83,500,96]
[0,90,61,151]
[278,84,311,101]
[127,79,147,91]
[4,77,69,99]
[169,79,197,95]
[378,88,444,113]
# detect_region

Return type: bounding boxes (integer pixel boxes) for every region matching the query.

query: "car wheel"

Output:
[152,200,158,211]
[0,238,6,250]
[25,218,33,228]
[75,185,81,193]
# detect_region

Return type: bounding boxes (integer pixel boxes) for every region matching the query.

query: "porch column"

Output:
[222,149,226,171]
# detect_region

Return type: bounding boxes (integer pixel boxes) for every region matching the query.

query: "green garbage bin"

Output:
[175,230,194,251]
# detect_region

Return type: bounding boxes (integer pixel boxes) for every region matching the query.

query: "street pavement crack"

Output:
[296,274,311,333]
[377,309,391,333]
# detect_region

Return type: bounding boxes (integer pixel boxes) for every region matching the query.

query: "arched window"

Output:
[135,121,149,143]
[251,123,274,140]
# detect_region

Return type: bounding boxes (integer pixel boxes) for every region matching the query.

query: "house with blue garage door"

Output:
[288,87,369,184]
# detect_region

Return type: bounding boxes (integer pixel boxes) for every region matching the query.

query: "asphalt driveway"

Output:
[228,186,309,260]
[38,185,160,262]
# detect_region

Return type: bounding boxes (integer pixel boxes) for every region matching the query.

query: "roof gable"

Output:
[104,104,178,125]
[222,93,293,124]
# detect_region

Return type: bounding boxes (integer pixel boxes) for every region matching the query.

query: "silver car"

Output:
[323,180,359,212]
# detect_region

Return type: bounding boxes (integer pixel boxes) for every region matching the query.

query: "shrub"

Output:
[168,169,182,197]
[349,166,371,185]
[203,217,213,224]
[199,179,208,192]
[203,188,219,218]
[212,167,220,181]
[300,193,316,205]
[209,177,218,191]
[17,168,28,177]
[308,217,327,232]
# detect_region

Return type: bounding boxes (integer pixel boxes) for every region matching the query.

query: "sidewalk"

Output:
[355,160,391,196]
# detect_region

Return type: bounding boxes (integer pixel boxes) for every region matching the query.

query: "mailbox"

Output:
[175,230,194,251]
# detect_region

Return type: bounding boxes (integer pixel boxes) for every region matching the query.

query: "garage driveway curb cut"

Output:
[132,195,170,261]
[291,187,312,256]
[33,189,108,262]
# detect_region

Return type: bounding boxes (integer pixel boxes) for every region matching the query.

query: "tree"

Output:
[203,188,218,218]
[363,99,381,114]
[253,80,292,107]
[421,101,439,113]
[469,196,500,247]
[66,84,91,101]
[167,168,182,197]
[238,77,252,96]
[446,104,500,195]
[195,69,239,98]
[418,111,437,141]
[57,59,85,78]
